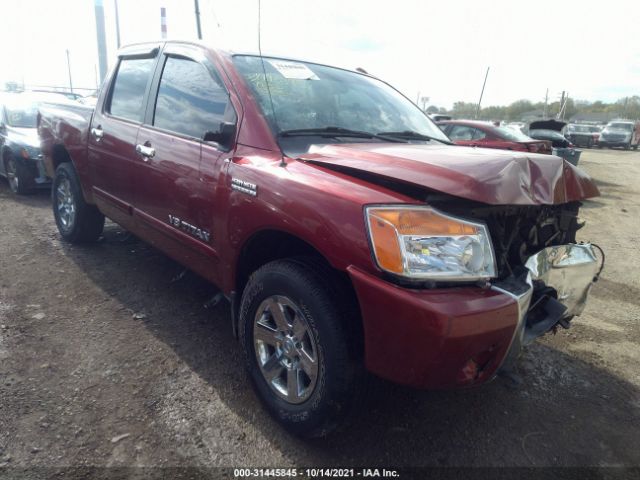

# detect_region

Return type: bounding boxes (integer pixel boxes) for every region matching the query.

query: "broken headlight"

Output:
[365,206,496,281]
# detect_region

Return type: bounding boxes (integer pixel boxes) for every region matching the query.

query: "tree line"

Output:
[426,96,640,122]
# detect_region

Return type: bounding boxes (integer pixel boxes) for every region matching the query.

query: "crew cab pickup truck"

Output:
[38,41,602,437]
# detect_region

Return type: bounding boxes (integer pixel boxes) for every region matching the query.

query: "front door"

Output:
[88,50,158,228]
[133,47,236,282]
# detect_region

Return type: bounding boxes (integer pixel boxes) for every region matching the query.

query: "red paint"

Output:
[38,41,600,388]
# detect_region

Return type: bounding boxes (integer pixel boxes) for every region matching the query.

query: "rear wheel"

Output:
[4,152,31,195]
[239,258,362,438]
[53,162,104,243]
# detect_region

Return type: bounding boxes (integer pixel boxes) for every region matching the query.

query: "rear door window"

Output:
[152,56,232,139]
[108,57,156,122]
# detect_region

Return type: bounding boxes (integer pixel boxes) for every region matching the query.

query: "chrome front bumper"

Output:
[493,243,600,369]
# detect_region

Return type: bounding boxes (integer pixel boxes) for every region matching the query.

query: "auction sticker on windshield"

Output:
[268,60,319,80]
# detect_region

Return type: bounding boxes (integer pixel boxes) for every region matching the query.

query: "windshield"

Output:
[608,123,633,131]
[232,55,449,148]
[4,101,38,128]
[493,126,532,142]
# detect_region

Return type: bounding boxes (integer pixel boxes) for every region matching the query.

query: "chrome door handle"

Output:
[90,126,104,141]
[136,144,156,160]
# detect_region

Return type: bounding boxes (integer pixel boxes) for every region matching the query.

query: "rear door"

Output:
[88,46,159,228]
[133,44,237,281]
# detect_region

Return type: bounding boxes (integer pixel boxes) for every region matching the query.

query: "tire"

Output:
[625,143,631,150]
[4,152,31,195]
[52,162,105,243]
[239,257,361,438]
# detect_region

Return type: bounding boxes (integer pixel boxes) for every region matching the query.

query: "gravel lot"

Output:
[0,149,639,472]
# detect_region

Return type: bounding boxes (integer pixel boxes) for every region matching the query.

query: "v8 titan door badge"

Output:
[168,215,211,243]
[231,178,257,196]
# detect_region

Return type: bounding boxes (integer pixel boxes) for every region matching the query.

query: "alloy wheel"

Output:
[56,177,76,232]
[6,158,19,193]
[253,295,319,404]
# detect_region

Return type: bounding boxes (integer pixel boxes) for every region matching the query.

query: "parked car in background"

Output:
[0,93,51,194]
[428,113,452,122]
[565,124,601,148]
[438,120,552,154]
[528,119,581,166]
[598,120,640,150]
[505,122,526,134]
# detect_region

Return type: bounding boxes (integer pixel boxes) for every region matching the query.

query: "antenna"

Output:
[257,0,285,166]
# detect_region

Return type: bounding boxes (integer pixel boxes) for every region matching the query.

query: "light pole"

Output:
[194,0,202,40]
[114,0,121,48]
[475,66,490,119]
[66,49,73,94]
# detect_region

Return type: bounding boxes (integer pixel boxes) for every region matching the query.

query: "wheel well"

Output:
[235,230,327,295]
[51,144,72,171]
[233,230,363,352]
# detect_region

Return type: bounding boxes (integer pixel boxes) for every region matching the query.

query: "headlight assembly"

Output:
[365,206,496,281]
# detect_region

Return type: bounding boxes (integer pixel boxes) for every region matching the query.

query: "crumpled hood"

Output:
[300,143,599,205]
[7,126,41,148]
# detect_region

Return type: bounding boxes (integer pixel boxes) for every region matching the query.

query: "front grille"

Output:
[603,134,626,141]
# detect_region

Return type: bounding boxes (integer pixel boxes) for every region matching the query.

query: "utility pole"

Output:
[557,91,566,120]
[194,0,203,40]
[114,0,121,48]
[160,7,167,39]
[94,0,108,82]
[66,49,73,94]
[543,88,549,118]
[475,66,490,119]
[420,96,430,112]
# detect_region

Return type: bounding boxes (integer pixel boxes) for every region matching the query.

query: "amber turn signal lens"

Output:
[368,213,404,273]
[370,208,478,236]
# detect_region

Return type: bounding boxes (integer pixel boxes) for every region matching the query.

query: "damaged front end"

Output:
[493,243,601,375]
[431,198,603,377]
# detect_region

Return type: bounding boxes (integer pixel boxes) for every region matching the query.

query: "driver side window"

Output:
[153,56,235,139]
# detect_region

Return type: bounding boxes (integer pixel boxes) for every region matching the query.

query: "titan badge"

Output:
[168,215,211,243]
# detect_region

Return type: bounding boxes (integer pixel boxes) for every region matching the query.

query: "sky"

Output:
[1,0,639,109]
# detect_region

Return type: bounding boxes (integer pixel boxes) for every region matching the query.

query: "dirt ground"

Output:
[0,149,639,473]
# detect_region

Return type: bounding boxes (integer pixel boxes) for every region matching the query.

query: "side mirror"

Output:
[203,122,236,151]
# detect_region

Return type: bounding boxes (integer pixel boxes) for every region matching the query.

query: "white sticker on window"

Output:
[267,60,319,80]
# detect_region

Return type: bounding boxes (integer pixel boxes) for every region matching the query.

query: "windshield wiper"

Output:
[277,126,406,143]
[378,130,453,145]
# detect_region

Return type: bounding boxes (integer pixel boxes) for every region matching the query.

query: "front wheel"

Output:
[239,258,361,438]
[53,162,105,243]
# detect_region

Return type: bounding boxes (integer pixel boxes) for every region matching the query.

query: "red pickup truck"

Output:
[38,41,602,437]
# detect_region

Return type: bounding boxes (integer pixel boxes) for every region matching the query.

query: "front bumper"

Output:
[348,243,599,389]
